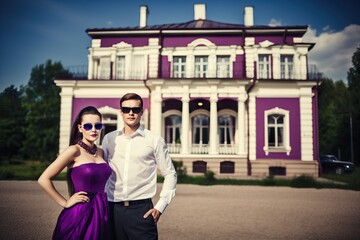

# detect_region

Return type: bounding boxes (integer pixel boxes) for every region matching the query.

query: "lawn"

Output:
[1,160,359,190]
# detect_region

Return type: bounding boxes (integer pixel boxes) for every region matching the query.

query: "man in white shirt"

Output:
[102,92,177,240]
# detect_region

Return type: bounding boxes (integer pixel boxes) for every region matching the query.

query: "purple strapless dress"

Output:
[53,163,112,240]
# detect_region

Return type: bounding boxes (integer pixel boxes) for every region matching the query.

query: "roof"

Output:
[86,19,308,36]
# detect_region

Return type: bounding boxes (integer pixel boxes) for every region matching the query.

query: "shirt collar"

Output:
[117,125,145,137]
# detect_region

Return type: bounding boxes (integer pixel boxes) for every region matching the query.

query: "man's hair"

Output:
[120,93,143,109]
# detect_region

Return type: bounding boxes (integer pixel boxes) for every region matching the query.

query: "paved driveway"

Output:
[1,181,359,240]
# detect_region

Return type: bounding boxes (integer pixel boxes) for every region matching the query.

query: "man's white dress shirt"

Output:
[102,126,177,213]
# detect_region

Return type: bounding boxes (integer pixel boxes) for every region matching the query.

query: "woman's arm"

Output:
[38,146,89,208]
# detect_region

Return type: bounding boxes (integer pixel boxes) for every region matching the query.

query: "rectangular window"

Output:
[130,55,146,80]
[217,56,230,78]
[173,56,186,78]
[281,55,294,79]
[195,56,208,78]
[258,54,271,79]
[116,56,125,79]
[267,114,284,148]
[99,57,111,79]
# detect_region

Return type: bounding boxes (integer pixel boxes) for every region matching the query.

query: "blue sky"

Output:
[1,0,359,91]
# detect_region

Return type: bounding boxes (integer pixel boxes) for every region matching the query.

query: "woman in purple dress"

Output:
[38,106,112,240]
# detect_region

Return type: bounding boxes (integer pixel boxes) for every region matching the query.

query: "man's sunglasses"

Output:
[82,123,103,131]
[121,107,142,114]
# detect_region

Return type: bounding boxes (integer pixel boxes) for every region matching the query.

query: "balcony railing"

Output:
[60,64,323,81]
[219,144,237,155]
[254,64,323,81]
[168,143,181,154]
[168,143,238,155]
[191,144,209,154]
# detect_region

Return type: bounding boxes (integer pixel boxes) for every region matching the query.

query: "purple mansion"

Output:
[56,4,320,178]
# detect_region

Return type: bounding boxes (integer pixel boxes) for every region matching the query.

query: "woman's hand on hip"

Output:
[64,191,89,208]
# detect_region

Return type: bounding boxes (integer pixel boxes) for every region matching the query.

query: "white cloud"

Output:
[268,18,282,27]
[304,24,360,81]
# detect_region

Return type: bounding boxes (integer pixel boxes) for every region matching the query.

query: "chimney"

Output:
[244,6,254,26]
[194,4,206,20]
[140,5,148,28]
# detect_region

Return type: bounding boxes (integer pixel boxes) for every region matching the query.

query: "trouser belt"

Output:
[117,198,151,207]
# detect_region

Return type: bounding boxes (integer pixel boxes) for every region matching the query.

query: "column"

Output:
[152,89,162,135]
[300,88,313,161]
[181,94,190,154]
[237,94,247,156]
[209,94,218,155]
[58,86,74,153]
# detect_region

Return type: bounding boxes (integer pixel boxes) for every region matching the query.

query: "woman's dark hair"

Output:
[69,106,102,145]
[67,106,102,196]
[120,92,143,109]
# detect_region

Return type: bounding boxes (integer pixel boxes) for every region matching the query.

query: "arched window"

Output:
[100,113,117,145]
[192,114,209,144]
[165,115,181,144]
[218,114,235,144]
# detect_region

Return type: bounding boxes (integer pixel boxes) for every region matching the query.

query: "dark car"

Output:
[320,155,355,174]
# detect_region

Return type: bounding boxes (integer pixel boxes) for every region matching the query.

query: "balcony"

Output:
[254,64,323,81]
[168,143,238,155]
[60,64,323,81]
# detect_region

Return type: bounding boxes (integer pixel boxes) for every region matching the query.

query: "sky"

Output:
[0,0,359,91]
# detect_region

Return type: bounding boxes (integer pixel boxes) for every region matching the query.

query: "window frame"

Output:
[164,114,182,145]
[280,55,294,79]
[194,56,208,78]
[173,56,187,78]
[263,107,291,155]
[115,56,126,79]
[258,54,271,79]
[216,56,230,78]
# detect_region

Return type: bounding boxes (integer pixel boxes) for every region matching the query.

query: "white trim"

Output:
[263,107,291,156]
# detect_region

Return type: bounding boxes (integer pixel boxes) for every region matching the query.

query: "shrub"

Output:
[290,175,318,188]
[173,160,187,179]
[261,175,277,186]
[204,170,216,182]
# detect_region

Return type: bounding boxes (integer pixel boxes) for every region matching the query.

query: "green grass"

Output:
[0,160,66,180]
[1,160,359,191]
[321,168,360,190]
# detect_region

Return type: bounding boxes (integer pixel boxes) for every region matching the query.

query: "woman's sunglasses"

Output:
[121,107,142,114]
[82,123,103,131]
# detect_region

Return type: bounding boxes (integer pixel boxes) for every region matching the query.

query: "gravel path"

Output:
[0,181,359,240]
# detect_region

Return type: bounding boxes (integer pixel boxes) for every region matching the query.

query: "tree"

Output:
[0,85,26,161]
[317,78,341,155]
[347,46,360,164]
[21,60,72,161]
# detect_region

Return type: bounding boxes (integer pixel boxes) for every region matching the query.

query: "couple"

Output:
[38,93,177,240]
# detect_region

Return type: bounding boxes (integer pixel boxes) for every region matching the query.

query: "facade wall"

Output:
[56,6,320,178]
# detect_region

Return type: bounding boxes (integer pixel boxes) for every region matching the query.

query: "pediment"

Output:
[259,40,274,48]
[112,41,133,48]
[188,38,215,48]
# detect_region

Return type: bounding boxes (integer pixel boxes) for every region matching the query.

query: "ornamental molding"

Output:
[188,38,215,48]
[112,41,133,49]
[259,40,274,48]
